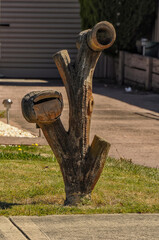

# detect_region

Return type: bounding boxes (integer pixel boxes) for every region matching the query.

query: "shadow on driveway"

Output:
[0,78,158,113]
[93,82,159,113]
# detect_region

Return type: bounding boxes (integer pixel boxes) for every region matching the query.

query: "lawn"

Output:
[0,145,159,216]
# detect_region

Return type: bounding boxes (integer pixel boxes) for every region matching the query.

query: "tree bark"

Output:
[21,21,116,205]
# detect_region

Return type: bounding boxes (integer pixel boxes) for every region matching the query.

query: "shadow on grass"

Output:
[0,202,21,210]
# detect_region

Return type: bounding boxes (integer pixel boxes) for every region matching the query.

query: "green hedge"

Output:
[79,0,156,55]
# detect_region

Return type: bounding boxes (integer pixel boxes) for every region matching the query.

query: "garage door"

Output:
[0,0,81,78]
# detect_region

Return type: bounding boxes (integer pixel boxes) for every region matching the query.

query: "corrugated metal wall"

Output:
[0,0,81,78]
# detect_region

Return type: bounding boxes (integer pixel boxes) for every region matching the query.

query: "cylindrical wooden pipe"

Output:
[87,21,116,51]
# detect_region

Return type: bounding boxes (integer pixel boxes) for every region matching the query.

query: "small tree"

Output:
[22,21,116,205]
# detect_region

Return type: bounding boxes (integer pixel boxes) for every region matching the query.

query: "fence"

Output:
[94,53,116,81]
[118,51,159,92]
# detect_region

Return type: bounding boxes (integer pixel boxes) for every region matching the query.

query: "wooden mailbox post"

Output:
[22,21,116,205]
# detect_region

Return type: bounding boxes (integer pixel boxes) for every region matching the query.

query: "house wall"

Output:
[0,0,81,78]
[0,0,116,81]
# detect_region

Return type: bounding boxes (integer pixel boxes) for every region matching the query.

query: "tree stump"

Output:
[21,21,116,205]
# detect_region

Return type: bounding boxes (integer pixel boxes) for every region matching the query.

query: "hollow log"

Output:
[22,21,116,205]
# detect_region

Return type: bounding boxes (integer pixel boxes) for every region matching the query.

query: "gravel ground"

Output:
[0,121,37,138]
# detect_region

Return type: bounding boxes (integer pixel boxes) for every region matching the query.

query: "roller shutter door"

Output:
[0,0,81,78]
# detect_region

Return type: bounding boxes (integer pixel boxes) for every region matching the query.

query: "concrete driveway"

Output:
[0,79,159,168]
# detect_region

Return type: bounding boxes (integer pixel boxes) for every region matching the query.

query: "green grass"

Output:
[0,145,159,216]
[0,110,5,118]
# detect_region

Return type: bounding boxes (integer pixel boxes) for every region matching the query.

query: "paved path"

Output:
[0,79,159,167]
[0,214,159,240]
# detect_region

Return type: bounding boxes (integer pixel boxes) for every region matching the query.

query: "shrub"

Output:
[79,0,156,55]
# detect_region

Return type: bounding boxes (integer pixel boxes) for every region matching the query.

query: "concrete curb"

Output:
[9,214,159,240]
[0,217,26,240]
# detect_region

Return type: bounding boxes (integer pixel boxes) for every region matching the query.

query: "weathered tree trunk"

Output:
[22,21,116,205]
